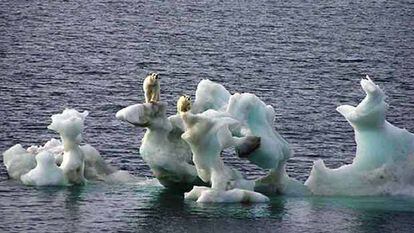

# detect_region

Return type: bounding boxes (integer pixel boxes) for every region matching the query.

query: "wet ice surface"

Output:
[1,0,413,232]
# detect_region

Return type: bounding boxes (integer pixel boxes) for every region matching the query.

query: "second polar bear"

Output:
[177,95,192,114]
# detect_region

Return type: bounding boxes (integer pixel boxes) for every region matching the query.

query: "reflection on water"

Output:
[1,0,414,232]
[1,178,414,232]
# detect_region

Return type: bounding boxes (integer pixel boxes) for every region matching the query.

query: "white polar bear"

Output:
[177,95,192,114]
[143,72,160,103]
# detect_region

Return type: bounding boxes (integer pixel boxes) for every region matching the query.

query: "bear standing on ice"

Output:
[143,72,160,103]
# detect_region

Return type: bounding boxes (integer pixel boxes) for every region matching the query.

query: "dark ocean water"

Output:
[1,0,413,232]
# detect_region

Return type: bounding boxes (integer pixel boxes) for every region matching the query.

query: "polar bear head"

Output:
[146,72,159,85]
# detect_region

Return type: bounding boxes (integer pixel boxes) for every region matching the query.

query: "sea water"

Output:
[1,0,413,232]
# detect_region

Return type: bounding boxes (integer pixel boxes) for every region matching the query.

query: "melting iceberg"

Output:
[20,151,67,186]
[117,79,307,202]
[3,108,136,186]
[180,110,269,202]
[3,144,37,180]
[116,102,204,189]
[305,76,414,196]
[5,75,411,199]
[48,109,89,185]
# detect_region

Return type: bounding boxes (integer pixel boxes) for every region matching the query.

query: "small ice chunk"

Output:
[191,79,231,113]
[185,186,269,203]
[20,151,67,186]
[3,144,36,180]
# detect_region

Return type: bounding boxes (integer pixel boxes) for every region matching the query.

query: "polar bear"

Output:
[177,95,192,114]
[143,73,160,103]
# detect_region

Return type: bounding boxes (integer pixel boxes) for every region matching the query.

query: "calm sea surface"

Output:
[1,0,413,232]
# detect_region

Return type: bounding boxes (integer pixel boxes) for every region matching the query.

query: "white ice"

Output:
[116,102,201,189]
[191,79,231,113]
[6,75,412,199]
[181,111,256,191]
[20,151,67,186]
[3,144,36,180]
[185,186,269,203]
[48,108,88,185]
[117,79,309,202]
[305,76,414,196]
[3,108,136,186]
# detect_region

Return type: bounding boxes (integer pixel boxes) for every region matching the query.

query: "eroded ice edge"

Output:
[3,76,414,202]
[3,109,158,186]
